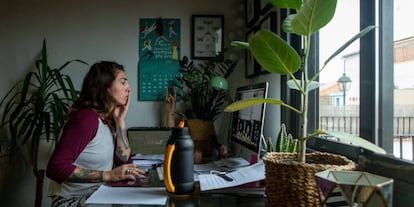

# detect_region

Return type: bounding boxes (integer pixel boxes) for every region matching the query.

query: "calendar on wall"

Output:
[138,17,181,101]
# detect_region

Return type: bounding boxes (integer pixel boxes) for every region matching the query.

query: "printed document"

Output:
[85,185,167,205]
[198,161,265,191]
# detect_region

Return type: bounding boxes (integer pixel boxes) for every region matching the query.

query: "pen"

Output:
[210,170,233,181]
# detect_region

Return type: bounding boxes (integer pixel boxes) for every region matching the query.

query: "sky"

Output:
[318,0,414,87]
[319,0,360,84]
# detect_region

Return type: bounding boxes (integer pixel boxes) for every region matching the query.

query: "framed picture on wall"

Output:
[245,0,259,27]
[191,15,224,60]
[258,11,278,75]
[260,0,273,15]
[259,11,279,35]
[245,26,260,78]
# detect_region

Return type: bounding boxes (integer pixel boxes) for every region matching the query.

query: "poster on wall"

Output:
[138,18,181,101]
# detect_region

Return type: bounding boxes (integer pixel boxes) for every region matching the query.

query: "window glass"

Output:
[393,0,414,161]
[319,0,360,136]
[319,0,414,162]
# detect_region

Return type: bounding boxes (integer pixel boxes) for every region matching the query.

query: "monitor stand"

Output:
[258,134,268,159]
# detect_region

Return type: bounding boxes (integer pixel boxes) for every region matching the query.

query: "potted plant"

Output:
[176,51,237,121]
[225,0,385,206]
[174,51,237,159]
[0,39,87,207]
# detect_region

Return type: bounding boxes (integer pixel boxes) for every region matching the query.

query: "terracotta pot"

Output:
[263,152,356,207]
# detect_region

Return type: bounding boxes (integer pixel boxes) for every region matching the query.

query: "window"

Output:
[318,0,414,162]
[319,0,360,136]
[393,0,414,161]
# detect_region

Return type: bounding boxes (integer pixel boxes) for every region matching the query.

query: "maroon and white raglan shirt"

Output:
[46,108,130,198]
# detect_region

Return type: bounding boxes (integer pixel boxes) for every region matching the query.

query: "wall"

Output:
[0,0,242,128]
[0,0,281,206]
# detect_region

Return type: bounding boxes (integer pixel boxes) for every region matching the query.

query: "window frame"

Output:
[282,0,395,154]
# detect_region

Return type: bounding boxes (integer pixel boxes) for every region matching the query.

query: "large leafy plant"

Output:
[0,39,87,164]
[176,51,237,121]
[225,0,385,163]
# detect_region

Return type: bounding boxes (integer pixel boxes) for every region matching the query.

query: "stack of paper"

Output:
[198,161,265,191]
[132,154,164,170]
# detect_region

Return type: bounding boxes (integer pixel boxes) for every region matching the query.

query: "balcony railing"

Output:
[319,116,414,161]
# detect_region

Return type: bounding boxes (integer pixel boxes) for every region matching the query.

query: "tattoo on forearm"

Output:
[68,167,103,183]
[117,125,129,149]
[116,125,129,162]
[116,147,128,162]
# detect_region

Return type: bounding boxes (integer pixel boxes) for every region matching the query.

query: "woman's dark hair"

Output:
[72,61,125,117]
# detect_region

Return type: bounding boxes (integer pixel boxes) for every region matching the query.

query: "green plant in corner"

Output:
[225,0,385,163]
[0,39,87,156]
[0,38,87,206]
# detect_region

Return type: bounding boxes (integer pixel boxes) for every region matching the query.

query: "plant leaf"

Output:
[286,80,320,91]
[41,39,48,82]
[230,41,249,48]
[288,0,337,36]
[58,59,88,71]
[323,25,376,67]
[320,130,387,154]
[224,98,301,115]
[249,30,301,75]
[268,0,302,10]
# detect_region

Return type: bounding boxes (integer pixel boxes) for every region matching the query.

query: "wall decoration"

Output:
[138,17,181,101]
[260,0,273,15]
[191,15,224,59]
[260,11,278,34]
[258,11,278,75]
[245,26,260,78]
[245,0,259,27]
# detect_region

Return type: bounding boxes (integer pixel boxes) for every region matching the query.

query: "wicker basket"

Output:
[263,152,356,207]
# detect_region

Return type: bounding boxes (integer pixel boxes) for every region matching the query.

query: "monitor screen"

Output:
[230,82,268,163]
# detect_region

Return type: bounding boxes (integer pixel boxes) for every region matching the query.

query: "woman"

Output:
[46,61,145,206]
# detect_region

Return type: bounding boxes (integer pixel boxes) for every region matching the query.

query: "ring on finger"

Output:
[126,168,131,175]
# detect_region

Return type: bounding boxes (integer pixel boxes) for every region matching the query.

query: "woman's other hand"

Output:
[103,163,145,182]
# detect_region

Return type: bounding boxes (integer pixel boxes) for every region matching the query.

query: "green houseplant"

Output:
[225,0,386,205]
[176,51,237,121]
[227,0,385,161]
[0,39,87,207]
[174,51,237,158]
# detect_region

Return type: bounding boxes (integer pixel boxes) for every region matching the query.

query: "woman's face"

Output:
[108,70,131,106]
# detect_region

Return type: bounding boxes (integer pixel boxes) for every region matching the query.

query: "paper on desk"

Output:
[198,161,265,191]
[133,159,163,167]
[132,154,165,161]
[85,185,167,205]
[132,154,164,168]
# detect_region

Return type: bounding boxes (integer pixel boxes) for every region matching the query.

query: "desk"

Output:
[86,168,267,207]
[87,195,266,207]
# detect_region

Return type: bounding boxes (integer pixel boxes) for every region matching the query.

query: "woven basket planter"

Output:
[263,152,356,207]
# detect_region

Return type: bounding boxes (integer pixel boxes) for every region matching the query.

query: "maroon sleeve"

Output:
[46,108,99,183]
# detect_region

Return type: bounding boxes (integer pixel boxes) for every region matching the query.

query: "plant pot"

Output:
[263,152,356,207]
[187,119,216,160]
[315,170,393,207]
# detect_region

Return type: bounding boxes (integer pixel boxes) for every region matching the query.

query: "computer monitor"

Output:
[229,82,268,163]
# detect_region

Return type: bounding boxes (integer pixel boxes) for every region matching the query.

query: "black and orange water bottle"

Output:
[164,122,195,196]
